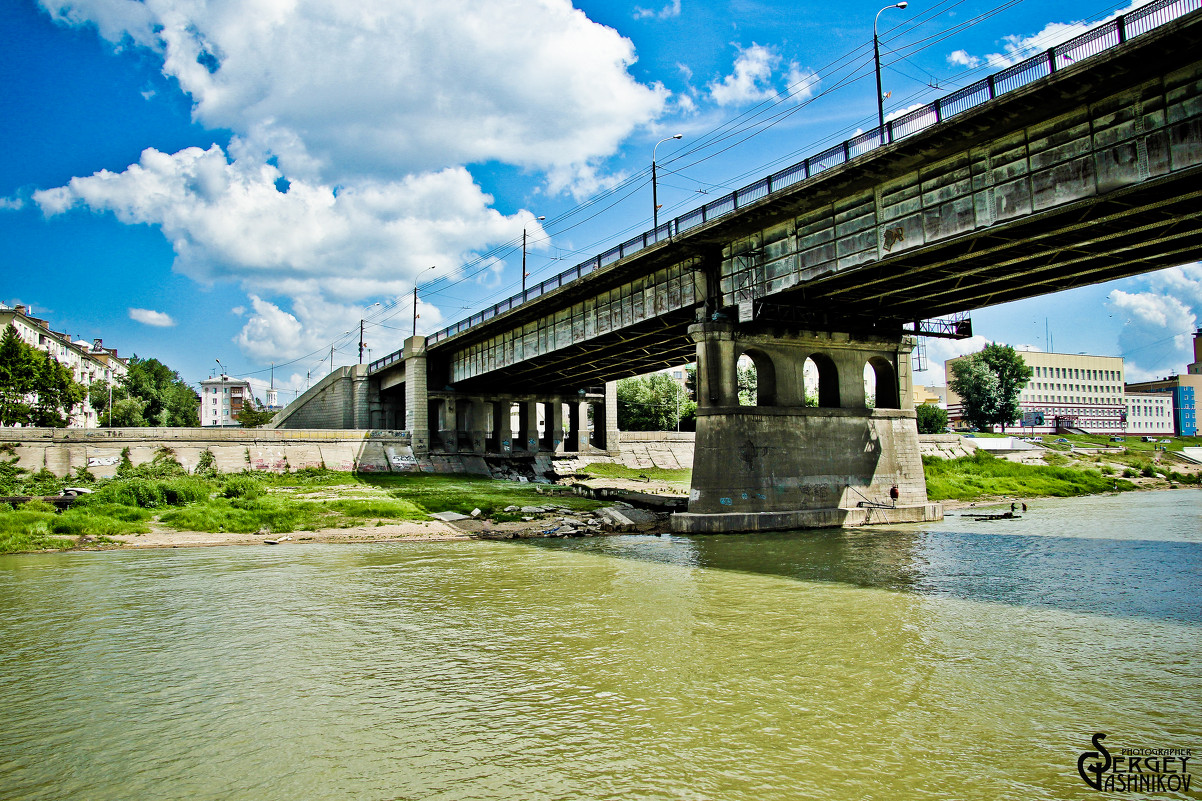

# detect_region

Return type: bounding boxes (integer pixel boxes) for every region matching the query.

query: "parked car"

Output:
[1142,436,1156,442]
[1055,438,1069,443]
[1110,436,1124,442]
[1160,438,1172,443]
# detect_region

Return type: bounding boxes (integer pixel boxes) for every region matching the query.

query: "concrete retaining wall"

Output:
[918,434,979,460]
[0,427,477,478]
[0,427,702,479]
[617,431,695,470]
[269,366,370,430]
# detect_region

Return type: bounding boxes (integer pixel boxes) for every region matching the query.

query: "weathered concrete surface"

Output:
[673,503,941,534]
[919,434,979,460]
[684,407,933,519]
[0,428,486,478]
[617,431,694,470]
[270,366,372,430]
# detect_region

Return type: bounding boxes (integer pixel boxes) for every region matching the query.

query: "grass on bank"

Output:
[923,450,1135,501]
[0,453,606,553]
[577,462,692,485]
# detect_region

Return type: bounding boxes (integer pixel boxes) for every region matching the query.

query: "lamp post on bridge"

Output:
[413,266,437,338]
[875,2,909,143]
[521,216,546,296]
[652,134,683,236]
[359,301,381,364]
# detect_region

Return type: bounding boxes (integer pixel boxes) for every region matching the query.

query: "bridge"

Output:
[274,0,1202,532]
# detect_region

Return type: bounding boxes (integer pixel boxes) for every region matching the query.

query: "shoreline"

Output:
[70,485,1195,552]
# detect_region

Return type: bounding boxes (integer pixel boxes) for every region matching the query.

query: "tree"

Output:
[237,397,277,428]
[94,357,199,427]
[915,404,949,434]
[948,343,1033,432]
[616,373,695,431]
[0,324,85,427]
[0,325,35,426]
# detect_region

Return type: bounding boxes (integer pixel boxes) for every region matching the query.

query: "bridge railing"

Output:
[370,0,1199,372]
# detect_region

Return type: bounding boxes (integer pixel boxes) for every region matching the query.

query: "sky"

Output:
[2,0,1200,402]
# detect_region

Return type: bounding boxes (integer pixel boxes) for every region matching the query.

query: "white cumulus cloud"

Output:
[38,0,668,185]
[129,308,176,327]
[710,44,815,107]
[946,49,981,69]
[1109,272,1199,381]
[634,0,682,20]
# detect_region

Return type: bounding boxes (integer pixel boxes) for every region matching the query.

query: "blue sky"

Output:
[3,0,1200,401]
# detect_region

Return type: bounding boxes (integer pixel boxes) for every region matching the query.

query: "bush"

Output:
[1122,468,1138,478]
[195,449,218,479]
[85,476,213,508]
[916,404,949,434]
[221,474,264,500]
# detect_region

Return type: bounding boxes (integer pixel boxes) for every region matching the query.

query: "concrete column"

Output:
[604,382,620,453]
[544,398,565,453]
[403,336,429,454]
[466,397,487,453]
[690,322,739,407]
[518,400,540,452]
[351,365,371,429]
[494,400,513,454]
[440,396,458,453]
[567,401,589,452]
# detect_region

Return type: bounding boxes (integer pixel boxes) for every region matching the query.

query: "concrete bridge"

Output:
[274,1,1202,532]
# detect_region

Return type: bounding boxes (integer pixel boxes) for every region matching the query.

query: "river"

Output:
[1,490,1198,800]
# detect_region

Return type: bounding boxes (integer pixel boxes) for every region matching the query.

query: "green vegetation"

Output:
[923,450,1135,501]
[0,323,86,427]
[235,397,277,428]
[89,355,199,427]
[617,372,695,431]
[915,404,949,434]
[0,450,606,553]
[578,462,692,485]
[947,343,1033,432]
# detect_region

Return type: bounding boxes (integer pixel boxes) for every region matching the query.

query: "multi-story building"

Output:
[1122,392,1175,437]
[1123,328,1202,436]
[0,303,129,428]
[913,384,946,407]
[199,374,253,427]
[946,350,1125,433]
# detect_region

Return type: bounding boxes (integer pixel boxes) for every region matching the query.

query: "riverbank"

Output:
[3,443,1198,554]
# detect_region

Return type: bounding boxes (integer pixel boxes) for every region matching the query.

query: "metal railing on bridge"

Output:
[369,0,1199,374]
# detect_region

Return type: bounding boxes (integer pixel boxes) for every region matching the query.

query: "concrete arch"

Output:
[737,348,777,406]
[805,353,841,408]
[866,356,899,409]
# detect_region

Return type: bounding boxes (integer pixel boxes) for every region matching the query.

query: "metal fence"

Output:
[370,0,1200,372]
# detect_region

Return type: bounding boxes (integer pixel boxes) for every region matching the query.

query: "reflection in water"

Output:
[0,491,1198,800]
[534,490,1202,625]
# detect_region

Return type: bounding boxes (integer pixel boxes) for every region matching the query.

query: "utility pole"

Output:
[359,319,366,364]
[412,285,419,337]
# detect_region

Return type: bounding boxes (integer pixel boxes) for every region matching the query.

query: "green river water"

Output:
[1,490,1199,800]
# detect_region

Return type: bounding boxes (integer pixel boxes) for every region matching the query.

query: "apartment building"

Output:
[0,303,128,428]
[199,374,253,427]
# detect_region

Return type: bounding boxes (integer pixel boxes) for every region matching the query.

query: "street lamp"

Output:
[215,358,225,427]
[522,216,546,296]
[359,301,381,363]
[413,265,437,337]
[652,134,683,236]
[874,2,909,142]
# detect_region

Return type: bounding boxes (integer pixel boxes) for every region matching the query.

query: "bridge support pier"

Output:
[673,322,940,534]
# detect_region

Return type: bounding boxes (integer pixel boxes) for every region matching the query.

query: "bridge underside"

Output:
[786,169,1202,321]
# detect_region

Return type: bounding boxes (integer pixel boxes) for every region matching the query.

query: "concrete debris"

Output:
[470,508,482,518]
[429,511,472,522]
